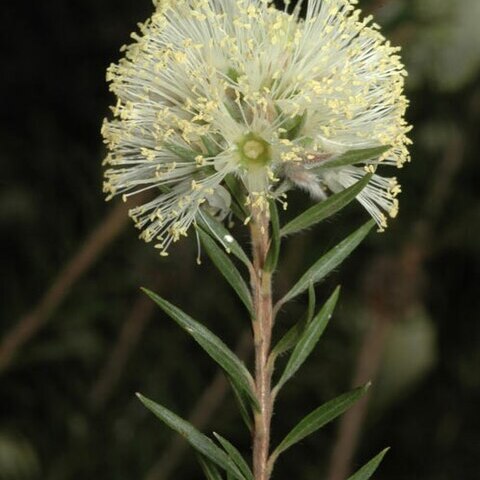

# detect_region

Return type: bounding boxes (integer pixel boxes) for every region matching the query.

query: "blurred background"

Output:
[1,0,479,479]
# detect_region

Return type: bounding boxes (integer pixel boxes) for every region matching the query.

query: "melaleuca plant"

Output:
[102,1,411,479]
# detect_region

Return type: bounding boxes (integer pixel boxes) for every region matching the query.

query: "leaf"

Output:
[137,394,244,480]
[306,283,316,324]
[270,284,316,362]
[347,448,390,480]
[224,174,249,219]
[213,433,254,480]
[274,287,340,393]
[197,229,253,315]
[280,174,372,237]
[313,146,391,171]
[279,220,374,306]
[198,456,224,480]
[271,384,370,460]
[142,289,258,410]
[197,212,250,268]
[230,381,254,431]
[264,200,281,272]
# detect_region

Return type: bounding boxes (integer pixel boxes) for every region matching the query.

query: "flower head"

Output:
[103,0,411,255]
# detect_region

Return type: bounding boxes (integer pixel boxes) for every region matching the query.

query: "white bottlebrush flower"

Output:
[102,0,411,255]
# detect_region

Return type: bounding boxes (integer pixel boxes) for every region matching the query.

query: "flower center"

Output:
[237,133,271,167]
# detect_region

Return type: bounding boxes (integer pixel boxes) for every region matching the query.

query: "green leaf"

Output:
[197,228,253,315]
[271,384,370,460]
[164,142,199,162]
[142,289,258,410]
[280,220,374,306]
[313,146,391,171]
[224,174,249,219]
[274,287,340,393]
[137,394,244,480]
[197,212,250,268]
[264,200,281,272]
[306,283,316,324]
[280,174,372,237]
[198,456,224,480]
[347,448,390,480]
[213,433,254,480]
[230,381,254,431]
[270,284,316,361]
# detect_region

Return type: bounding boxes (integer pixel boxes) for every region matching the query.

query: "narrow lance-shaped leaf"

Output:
[198,455,224,480]
[230,381,254,431]
[264,200,281,272]
[198,228,253,315]
[306,283,316,323]
[313,145,391,171]
[137,394,245,480]
[347,448,390,480]
[224,174,249,220]
[271,384,370,461]
[280,174,372,237]
[197,211,250,268]
[280,220,374,306]
[142,289,258,410]
[274,279,320,360]
[213,433,254,480]
[274,287,340,393]
[270,283,316,361]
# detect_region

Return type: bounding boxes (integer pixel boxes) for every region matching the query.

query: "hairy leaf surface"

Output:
[280,220,374,305]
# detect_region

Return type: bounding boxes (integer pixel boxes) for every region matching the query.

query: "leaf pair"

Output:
[138,394,252,480]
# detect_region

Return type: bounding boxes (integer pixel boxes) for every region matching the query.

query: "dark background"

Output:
[1,0,479,479]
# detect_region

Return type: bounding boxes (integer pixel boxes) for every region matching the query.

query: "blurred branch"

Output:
[89,239,195,410]
[327,131,465,480]
[144,330,252,480]
[0,199,136,375]
[89,278,160,411]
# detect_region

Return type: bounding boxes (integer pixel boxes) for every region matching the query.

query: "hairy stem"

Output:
[250,209,274,480]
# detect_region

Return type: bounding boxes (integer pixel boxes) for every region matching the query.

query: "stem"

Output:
[250,209,274,480]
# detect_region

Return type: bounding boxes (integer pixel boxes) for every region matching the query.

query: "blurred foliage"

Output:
[1,0,479,479]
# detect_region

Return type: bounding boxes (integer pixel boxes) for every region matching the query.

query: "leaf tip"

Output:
[140,286,153,297]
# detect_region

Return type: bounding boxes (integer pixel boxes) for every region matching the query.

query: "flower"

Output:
[102,0,411,255]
